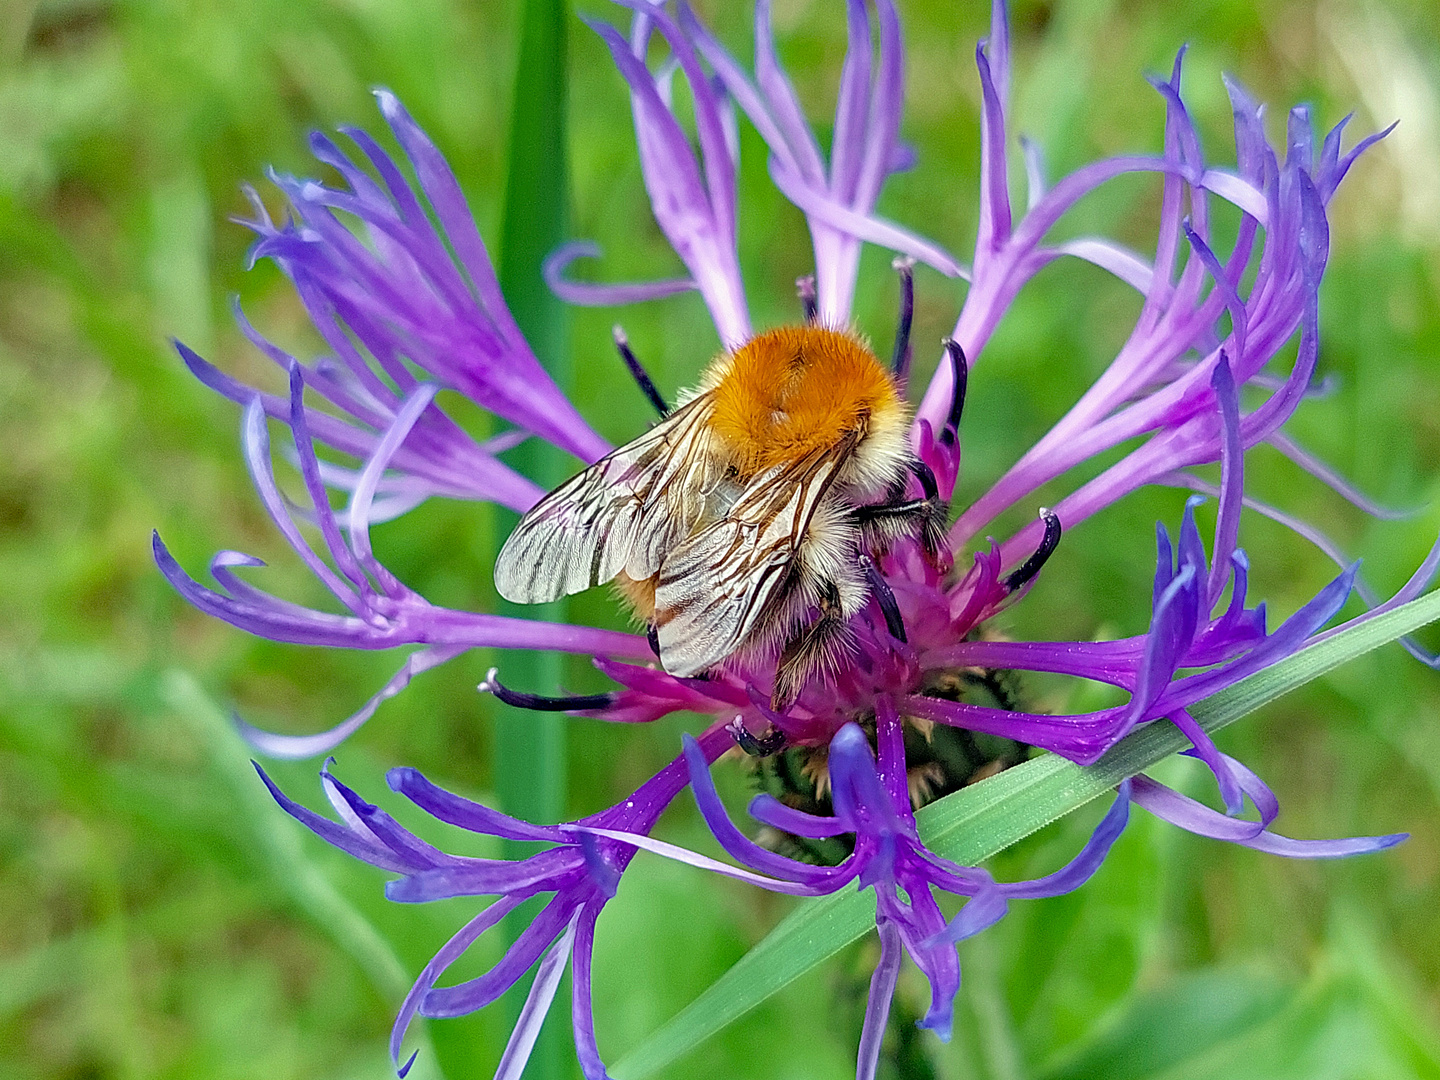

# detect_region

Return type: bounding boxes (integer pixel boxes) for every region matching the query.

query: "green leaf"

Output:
[1034,968,1293,1080]
[611,589,1440,1079]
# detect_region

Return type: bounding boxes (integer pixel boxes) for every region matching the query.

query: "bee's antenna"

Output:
[479,667,615,712]
[1003,509,1063,593]
[890,256,916,382]
[859,553,908,643]
[940,338,968,447]
[796,274,818,324]
[612,325,669,417]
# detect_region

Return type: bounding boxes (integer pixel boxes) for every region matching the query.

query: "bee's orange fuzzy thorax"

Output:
[707,326,904,475]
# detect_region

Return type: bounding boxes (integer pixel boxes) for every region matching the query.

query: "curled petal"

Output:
[543,241,697,306]
[1131,776,1406,857]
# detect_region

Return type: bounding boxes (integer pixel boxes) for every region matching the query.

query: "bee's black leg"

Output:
[1003,508,1063,592]
[480,668,615,712]
[646,623,661,659]
[796,274,818,325]
[613,325,669,417]
[773,585,853,710]
[940,338,968,447]
[852,497,947,556]
[859,553,907,643]
[727,717,786,757]
[891,256,916,383]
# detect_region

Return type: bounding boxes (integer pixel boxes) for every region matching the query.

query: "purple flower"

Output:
[158,0,1431,1074]
[258,724,733,1079]
[675,700,1132,1076]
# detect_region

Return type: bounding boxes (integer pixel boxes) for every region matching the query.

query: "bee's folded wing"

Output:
[654,446,849,677]
[494,395,718,604]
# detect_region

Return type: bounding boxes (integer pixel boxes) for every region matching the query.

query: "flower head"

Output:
[159,0,1428,1074]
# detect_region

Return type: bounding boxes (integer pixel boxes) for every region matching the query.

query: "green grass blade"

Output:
[612,589,1440,1079]
[495,0,572,1074]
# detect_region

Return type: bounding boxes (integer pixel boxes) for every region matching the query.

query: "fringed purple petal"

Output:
[1051,238,1155,294]
[997,780,1131,899]
[1170,708,1245,816]
[422,897,575,1018]
[748,794,845,838]
[587,14,750,347]
[935,887,1009,945]
[973,40,1011,263]
[581,827,822,894]
[767,161,965,279]
[385,851,580,904]
[682,733,845,883]
[255,762,417,873]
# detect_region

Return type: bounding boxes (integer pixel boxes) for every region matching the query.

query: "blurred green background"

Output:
[3,0,1440,1077]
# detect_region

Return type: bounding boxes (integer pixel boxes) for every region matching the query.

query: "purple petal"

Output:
[1267,431,1419,520]
[586,16,750,347]
[569,908,614,1080]
[997,780,1131,899]
[829,0,872,206]
[543,241,697,306]
[1131,775,1405,857]
[493,913,579,1080]
[856,920,902,1080]
[240,397,364,610]
[747,794,845,839]
[254,762,415,873]
[682,733,849,884]
[390,897,522,1068]
[387,766,569,843]
[973,41,1011,259]
[580,827,821,895]
[934,887,1008,945]
[1051,238,1154,294]
[347,383,439,585]
[422,896,574,1018]
[1208,353,1243,603]
[768,160,966,279]
[385,850,580,903]
[1169,708,1244,816]
[852,0,905,211]
[237,645,467,759]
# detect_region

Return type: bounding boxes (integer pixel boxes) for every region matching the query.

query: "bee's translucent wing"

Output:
[494,394,719,604]
[654,440,854,677]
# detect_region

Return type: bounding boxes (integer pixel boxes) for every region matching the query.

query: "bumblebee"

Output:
[495,302,949,705]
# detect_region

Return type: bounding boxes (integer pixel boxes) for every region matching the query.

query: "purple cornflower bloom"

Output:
[157,0,1432,1075]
